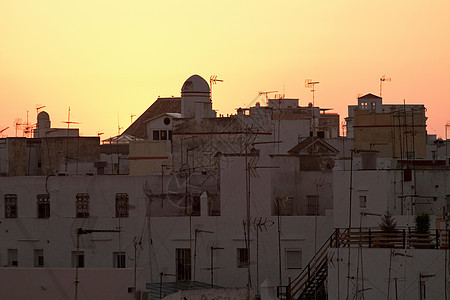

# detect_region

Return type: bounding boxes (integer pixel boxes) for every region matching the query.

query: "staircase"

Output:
[281,231,339,300]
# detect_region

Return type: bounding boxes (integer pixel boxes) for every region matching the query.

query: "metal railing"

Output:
[285,230,341,299]
[333,228,450,249]
[282,227,449,299]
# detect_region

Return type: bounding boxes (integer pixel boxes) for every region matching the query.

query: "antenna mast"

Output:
[36,105,46,115]
[63,107,79,129]
[0,126,9,138]
[210,75,223,101]
[258,91,278,105]
[380,75,391,97]
[117,113,122,135]
[305,79,320,106]
[305,79,320,136]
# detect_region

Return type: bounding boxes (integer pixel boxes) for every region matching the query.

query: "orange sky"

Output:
[1,0,449,139]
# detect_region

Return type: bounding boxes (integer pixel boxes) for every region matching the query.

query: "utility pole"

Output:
[133,236,143,295]
[253,217,274,297]
[305,79,319,136]
[380,75,391,97]
[193,229,214,284]
[75,228,120,300]
[244,137,280,298]
[210,246,224,287]
[346,149,354,300]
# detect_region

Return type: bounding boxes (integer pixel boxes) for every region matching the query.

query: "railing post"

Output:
[308,265,311,281]
[368,229,372,248]
[403,229,406,249]
[436,229,440,249]
[448,228,450,249]
[287,277,292,300]
[408,227,411,248]
[336,228,340,247]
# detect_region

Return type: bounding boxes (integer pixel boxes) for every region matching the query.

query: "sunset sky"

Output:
[1,0,449,139]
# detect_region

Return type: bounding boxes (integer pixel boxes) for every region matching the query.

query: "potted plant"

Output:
[377,210,398,247]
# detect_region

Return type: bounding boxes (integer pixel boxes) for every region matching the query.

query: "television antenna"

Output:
[305,79,319,106]
[13,118,22,137]
[380,75,391,97]
[0,126,9,137]
[13,112,34,138]
[36,105,46,115]
[258,91,278,105]
[210,75,223,101]
[22,111,34,138]
[62,107,79,129]
[117,113,122,135]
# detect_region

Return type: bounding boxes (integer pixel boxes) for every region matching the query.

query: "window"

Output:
[404,168,412,182]
[176,248,191,281]
[34,249,44,267]
[76,193,89,218]
[5,194,17,218]
[191,194,200,216]
[286,249,302,269]
[8,249,18,267]
[168,130,173,141]
[113,252,126,268]
[307,195,319,216]
[163,117,171,125]
[160,130,168,140]
[237,248,249,268]
[72,251,85,268]
[359,195,367,208]
[115,193,129,218]
[37,194,50,219]
[153,130,160,140]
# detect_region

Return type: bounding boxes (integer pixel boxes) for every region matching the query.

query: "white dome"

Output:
[37,111,50,121]
[181,75,210,94]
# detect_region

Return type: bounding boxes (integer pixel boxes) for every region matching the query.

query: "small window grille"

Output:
[76,193,89,218]
[359,195,367,208]
[5,194,17,218]
[237,248,249,268]
[34,249,44,267]
[115,193,129,218]
[113,252,126,268]
[176,248,191,281]
[72,251,85,268]
[37,194,50,219]
[307,195,319,216]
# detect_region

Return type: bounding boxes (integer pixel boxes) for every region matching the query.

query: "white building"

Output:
[1,74,448,300]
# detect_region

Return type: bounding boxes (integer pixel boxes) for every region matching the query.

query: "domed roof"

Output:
[37,111,50,121]
[181,75,210,94]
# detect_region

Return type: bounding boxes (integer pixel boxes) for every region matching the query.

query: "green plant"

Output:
[379,210,397,232]
[414,213,430,234]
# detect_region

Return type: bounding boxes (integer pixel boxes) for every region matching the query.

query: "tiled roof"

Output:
[358,93,381,100]
[122,97,181,139]
[288,137,339,155]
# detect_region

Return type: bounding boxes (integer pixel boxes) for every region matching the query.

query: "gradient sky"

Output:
[1,0,449,139]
